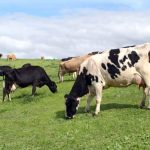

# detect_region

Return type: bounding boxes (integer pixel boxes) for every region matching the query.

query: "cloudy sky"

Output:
[0,0,150,59]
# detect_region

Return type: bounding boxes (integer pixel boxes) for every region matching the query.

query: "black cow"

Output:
[3,65,57,101]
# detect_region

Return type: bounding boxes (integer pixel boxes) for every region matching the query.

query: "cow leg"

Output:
[85,86,95,112]
[58,71,64,82]
[140,87,147,108]
[140,86,150,109]
[58,72,61,82]
[59,74,63,82]
[72,72,77,79]
[61,76,64,82]
[146,87,150,109]
[32,84,37,96]
[85,94,95,113]
[8,94,11,101]
[2,88,6,102]
[94,83,103,115]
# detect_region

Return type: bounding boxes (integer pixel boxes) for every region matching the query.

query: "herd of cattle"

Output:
[1,43,150,119]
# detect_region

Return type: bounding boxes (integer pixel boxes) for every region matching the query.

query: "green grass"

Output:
[0,59,150,150]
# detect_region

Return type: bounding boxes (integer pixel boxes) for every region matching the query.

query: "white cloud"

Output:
[0,11,150,59]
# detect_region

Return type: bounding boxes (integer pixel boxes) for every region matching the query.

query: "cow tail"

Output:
[58,64,62,82]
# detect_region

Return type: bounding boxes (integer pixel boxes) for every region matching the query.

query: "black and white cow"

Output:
[3,65,57,101]
[65,43,150,119]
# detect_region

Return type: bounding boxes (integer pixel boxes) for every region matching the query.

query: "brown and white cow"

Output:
[58,52,101,82]
[65,43,150,119]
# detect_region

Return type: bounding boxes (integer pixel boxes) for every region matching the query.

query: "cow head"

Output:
[65,94,80,119]
[49,81,57,93]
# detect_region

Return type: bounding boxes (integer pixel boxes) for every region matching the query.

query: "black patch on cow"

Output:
[119,55,128,64]
[83,67,88,74]
[86,74,99,85]
[107,63,120,79]
[127,62,132,67]
[122,45,135,48]
[95,76,98,82]
[121,65,127,71]
[61,57,74,61]
[101,63,106,70]
[108,49,120,68]
[88,51,99,55]
[69,68,89,98]
[148,51,150,63]
[128,51,140,67]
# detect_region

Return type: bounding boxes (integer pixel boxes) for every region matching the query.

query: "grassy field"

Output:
[0,59,150,150]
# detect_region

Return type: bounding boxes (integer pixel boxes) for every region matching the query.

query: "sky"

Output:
[0,0,150,59]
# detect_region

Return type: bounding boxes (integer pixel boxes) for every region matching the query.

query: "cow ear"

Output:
[64,94,68,99]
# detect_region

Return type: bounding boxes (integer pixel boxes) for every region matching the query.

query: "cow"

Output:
[58,52,102,82]
[2,65,57,101]
[58,57,76,81]
[65,43,150,119]
[7,54,16,61]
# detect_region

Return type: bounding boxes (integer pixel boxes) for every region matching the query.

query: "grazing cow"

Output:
[65,43,150,119]
[58,53,102,82]
[2,65,57,101]
[59,57,76,81]
[58,55,89,82]
[7,54,16,61]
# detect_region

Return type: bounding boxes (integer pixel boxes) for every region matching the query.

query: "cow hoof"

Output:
[147,107,150,110]
[140,105,144,109]
[92,112,99,116]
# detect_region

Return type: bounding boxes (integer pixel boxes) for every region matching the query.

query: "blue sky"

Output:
[0,0,150,58]
[0,0,150,16]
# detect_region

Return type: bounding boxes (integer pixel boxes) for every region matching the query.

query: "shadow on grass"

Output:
[55,103,139,119]
[14,92,44,103]
[56,79,75,84]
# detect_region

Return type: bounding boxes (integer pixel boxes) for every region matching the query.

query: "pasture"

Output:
[0,59,150,150]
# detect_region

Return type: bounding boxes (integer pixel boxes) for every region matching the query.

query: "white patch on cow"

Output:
[76,97,81,110]
[77,97,81,102]
[3,80,5,88]
[11,84,17,92]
